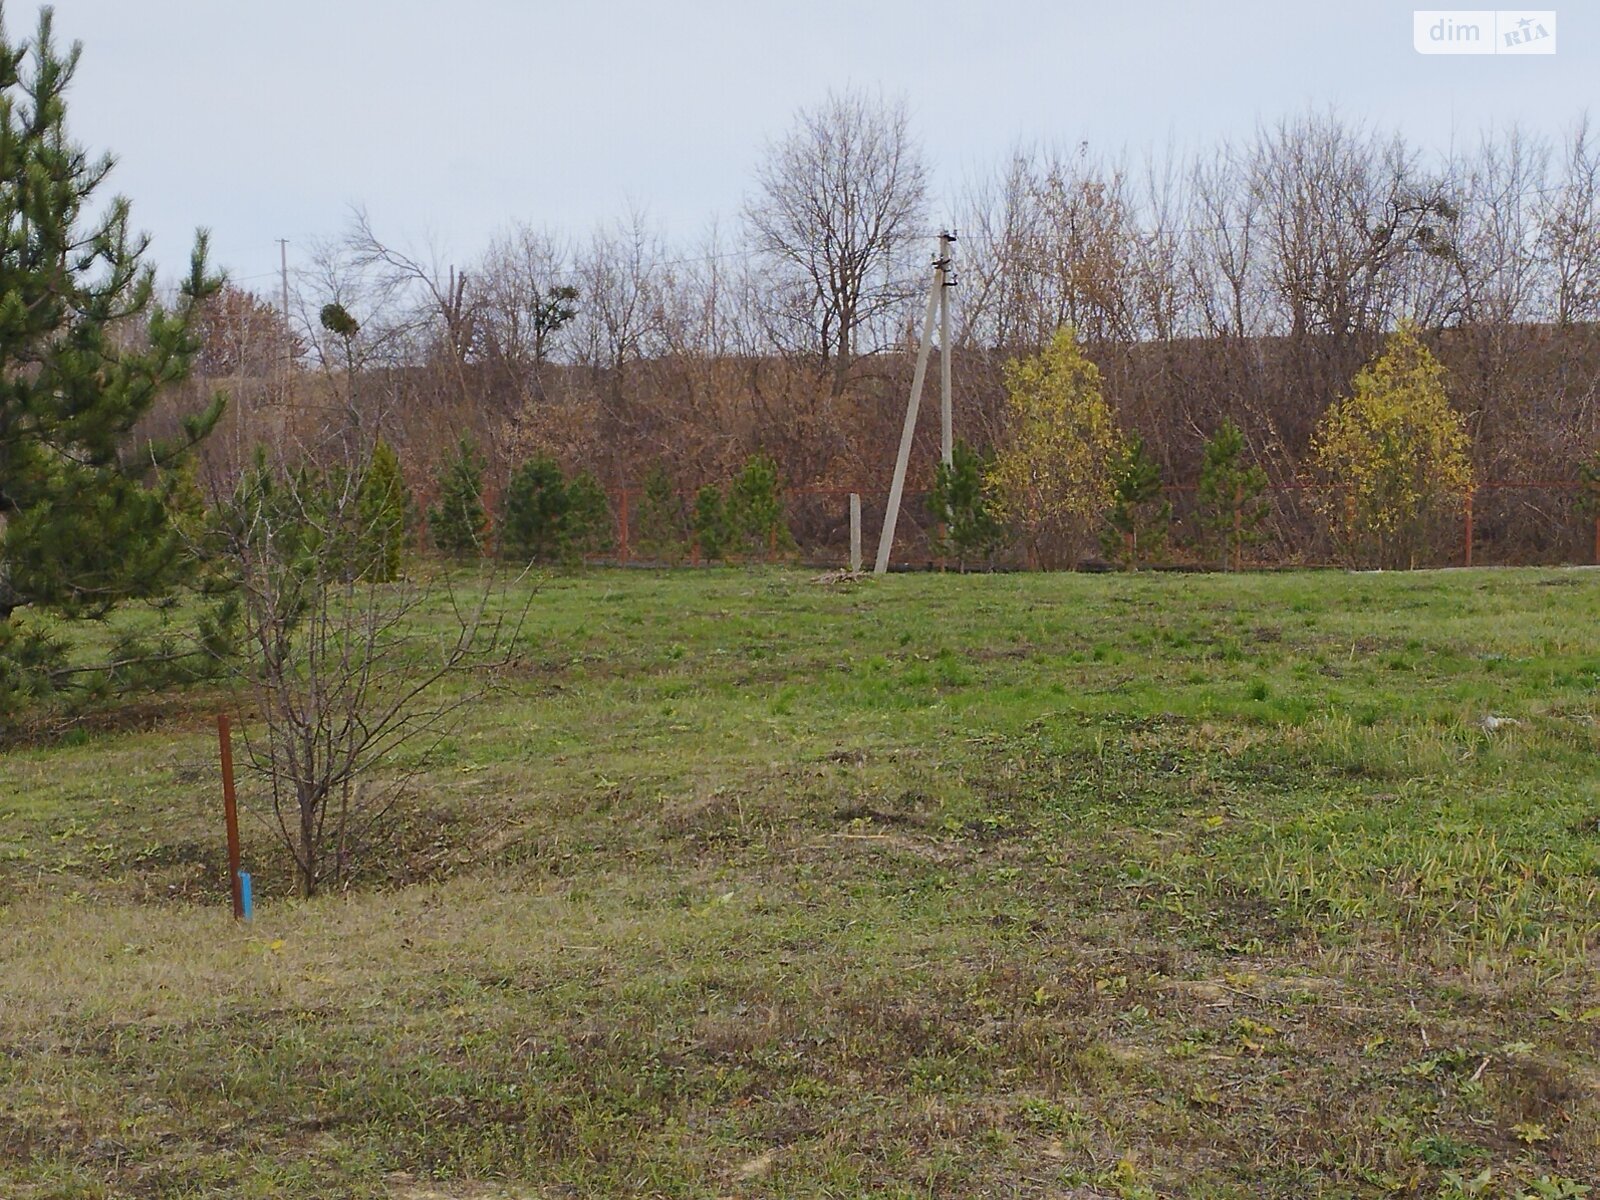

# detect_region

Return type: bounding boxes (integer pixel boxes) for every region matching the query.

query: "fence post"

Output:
[617,488,630,564]
[1464,489,1474,568]
[849,493,862,573]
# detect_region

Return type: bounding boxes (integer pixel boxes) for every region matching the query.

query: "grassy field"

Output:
[2,567,1598,1199]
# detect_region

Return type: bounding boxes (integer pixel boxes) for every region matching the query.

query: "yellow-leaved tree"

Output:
[1311,323,1473,568]
[988,329,1122,568]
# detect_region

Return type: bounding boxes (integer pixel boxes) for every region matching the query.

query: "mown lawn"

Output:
[2,567,1598,1199]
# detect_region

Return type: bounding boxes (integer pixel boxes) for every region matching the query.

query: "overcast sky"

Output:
[23,0,1600,290]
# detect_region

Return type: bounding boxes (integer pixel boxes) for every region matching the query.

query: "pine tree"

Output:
[1100,435,1169,570]
[498,455,567,564]
[1196,419,1268,571]
[927,440,1006,569]
[635,462,687,563]
[0,10,224,627]
[726,452,790,560]
[428,438,487,558]
[692,485,729,562]
[498,457,612,566]
[355,438,413,581]
[160,456,210,549]
[563,470,612,560]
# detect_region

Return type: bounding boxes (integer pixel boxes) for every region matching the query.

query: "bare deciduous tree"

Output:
[474,224,578,405]
[217,439,519,898]
[746,87,928,396]
[346,208,483,409]
[1186,140,1266,340]
[1542,116,1600,327]
[1250,114,1456,340]
[570,209,665,390]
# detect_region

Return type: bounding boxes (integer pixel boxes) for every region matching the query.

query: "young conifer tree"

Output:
[634,462,687,563]
[1100,435,1169,570]
[1196,419,1268,570]
[427,438,488,559]
[355,438,413,582]
[498,455,567,564]
[725,452,790,560]
[928,440,1006,569]
[0,9,224,626]
[693,485,729,562]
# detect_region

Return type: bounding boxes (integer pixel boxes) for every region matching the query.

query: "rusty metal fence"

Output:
[593,481,1600,570]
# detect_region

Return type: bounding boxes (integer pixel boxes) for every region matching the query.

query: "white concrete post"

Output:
[849,493,862,573]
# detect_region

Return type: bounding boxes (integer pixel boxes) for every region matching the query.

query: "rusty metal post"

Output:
[218,714,243,920]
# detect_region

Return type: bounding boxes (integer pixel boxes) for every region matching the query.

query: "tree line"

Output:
[170,90,1600,565]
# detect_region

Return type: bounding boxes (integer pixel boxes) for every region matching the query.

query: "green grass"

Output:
[3,566,1599,1198]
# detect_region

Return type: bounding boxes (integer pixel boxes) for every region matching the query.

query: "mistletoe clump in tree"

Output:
[0,9,224,708]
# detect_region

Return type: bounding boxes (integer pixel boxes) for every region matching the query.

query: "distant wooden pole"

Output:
[849,493,862,573]
[875,242,945,575]
[218,714,243,920]
[1464,490,1474,567]
[276,238,292,400]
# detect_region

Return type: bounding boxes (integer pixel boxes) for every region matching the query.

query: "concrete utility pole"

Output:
[875,232,956,575]
[939,231,955,467]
